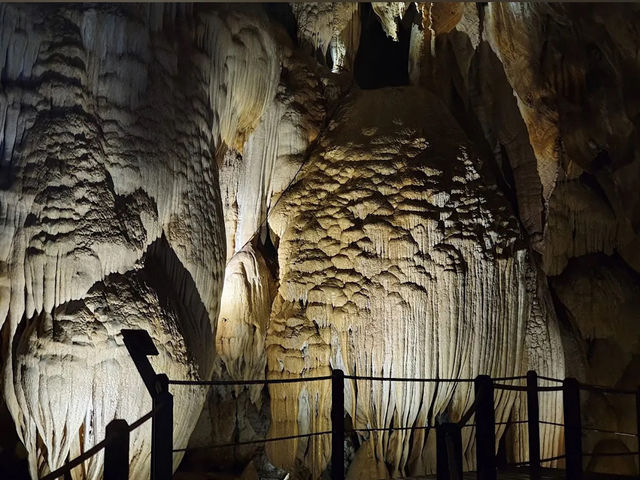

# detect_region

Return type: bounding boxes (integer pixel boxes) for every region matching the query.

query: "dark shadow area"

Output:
[144,234,213,379]
[0,400,29,479]
[264,3,298,47]
[354,3,415,89]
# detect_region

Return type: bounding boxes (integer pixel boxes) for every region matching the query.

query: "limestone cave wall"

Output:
[1,2,639,479]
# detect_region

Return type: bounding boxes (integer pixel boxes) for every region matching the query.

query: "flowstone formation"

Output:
[2,2,640,479]
[265,88,563,478]
[0,3,278,478]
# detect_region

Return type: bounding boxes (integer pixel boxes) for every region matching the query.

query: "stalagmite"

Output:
[216,246,275,403]
[265,88,563,477]
[2,3,640,479]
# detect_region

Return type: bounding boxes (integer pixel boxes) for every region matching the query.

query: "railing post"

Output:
[331,369,345,480]
[636,387,640,479]
[475,375,496,480]
[526,371,541,479]
[104,419,129,480]
[563,378,582,480]
[122,329,175,480]
[152,374,173,480]
[437,422,463,480]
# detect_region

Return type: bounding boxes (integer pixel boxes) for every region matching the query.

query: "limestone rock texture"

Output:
[0,3,278,478]
[409,2,640,475]
[2,2,640,479]
[264,88,562,477]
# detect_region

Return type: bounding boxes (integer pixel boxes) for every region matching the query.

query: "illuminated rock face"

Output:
[429,4,640,474]
[2,3,640,479]
[265,88,563,477]
[0,4,278,478]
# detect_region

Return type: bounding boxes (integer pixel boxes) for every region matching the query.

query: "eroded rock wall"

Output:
[264,88,562,477]
[2,2,640,479]
[0,3,278,478]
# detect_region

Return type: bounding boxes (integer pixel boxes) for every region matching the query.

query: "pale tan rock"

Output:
[291,3,360,72]
[0,4,279,478]
[265,87,563,477]
[216,246,276,403]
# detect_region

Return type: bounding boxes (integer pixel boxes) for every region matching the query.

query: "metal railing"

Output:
[38,329,640,480]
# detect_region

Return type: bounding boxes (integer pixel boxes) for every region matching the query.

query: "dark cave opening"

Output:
[354,3,415,89]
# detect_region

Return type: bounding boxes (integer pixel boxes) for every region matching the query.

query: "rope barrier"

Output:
[494,383,562,392]
[582,426,637,437]
[536,385,564,392]
[171,374,635,395]
[460,420,529,429]
[40,410,154,480]
[540,454,566,463]
[168,375,332,386]
[344,375,475,383]
[350,425,432,433]
[579,383,636,395]
[40,439,110,480]
[458,400,477,427]
[538,375,563,383]
[128,410,154,431]
[583,451,639,457]
[540,420,564,428]
[173,431,332,452]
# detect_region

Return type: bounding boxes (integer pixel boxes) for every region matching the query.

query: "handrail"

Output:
[168,375,331,386]
[579,382,636,395]
[173,430,332,452]
[122,331,640,480]
[40,410,154,480]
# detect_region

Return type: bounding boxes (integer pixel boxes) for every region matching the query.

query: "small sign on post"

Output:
[152,374,173,480]
[122,329,174,480]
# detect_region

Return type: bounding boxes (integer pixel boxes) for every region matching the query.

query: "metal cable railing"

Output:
[168,375,331,386]
[173,430,332,452]
[37,329,640,480]
[116,329,640,480]
[40,410,154,480]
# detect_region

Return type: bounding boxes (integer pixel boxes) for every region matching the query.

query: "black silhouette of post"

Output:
[636,387,640,478]
[122,329,174,480]
[153,374,173,480]
[475,375,497,480]
[331,369,345,480]
[563,378,582,480]
[104,419,129,480]
[437,422,463,480]
[526,371,540,479]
